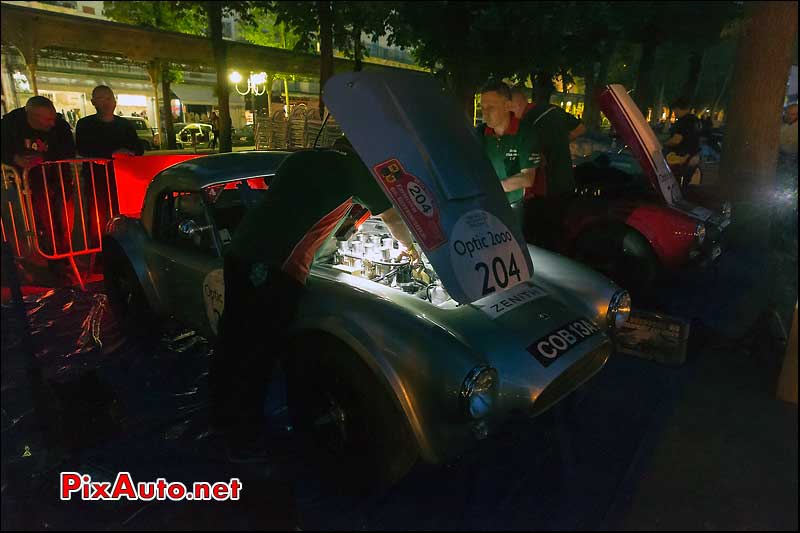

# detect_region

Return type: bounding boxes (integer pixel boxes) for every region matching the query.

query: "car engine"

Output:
[322,217,451,305]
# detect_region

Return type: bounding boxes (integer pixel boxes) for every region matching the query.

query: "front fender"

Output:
[527,244,621,330]
[105,215,166,316]
[625,205,697,269]
[292,278,486,464]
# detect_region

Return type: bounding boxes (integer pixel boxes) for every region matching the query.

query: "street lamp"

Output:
[230,70,267,125]
[230,70,267,96]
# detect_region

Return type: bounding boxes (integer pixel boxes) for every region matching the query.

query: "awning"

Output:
[172,84,216,105]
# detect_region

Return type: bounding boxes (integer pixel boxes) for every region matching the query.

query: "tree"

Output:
[263,1,334,118]
[105,1,255,152]
[237,8,303,50]
[617,1,742,119]
[104,1,207,149]
[718,0,797,246]
[387,1,510,118]
[188,1,256,152]
[264,1,393,117]
[103,1,206,34]
[332,2,392,72]
[560,1,622,130]
[504,2,573,101]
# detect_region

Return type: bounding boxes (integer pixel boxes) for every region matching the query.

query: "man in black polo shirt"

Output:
[211,139,416,461]
[76,85,143,158]
[510,83,585,199]
[510,83,583,247]
[76,85,143,247]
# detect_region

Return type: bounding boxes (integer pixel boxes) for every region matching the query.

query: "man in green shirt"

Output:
[212,139,415,461]
[478,80,542,228]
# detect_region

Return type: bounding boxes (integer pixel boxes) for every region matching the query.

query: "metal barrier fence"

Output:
[254,105,343,151]
[1,163,33,259]
[1,159,114,290]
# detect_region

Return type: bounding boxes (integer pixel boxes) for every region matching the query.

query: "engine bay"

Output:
[321,217,451,305]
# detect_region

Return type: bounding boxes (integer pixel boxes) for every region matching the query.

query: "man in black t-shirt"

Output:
[665,97,701,186]
[1,96,76,258]
[1,96,75,169]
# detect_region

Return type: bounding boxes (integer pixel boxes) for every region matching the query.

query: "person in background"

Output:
[76,85,143,158]
[779,102,798,168]
[75,85,143,248]
[209,111,220,149]
[211,137,416,462]
[2,96,75,169]
[509,83,582,247]
[664,97,702,187]
[1,96,76,270]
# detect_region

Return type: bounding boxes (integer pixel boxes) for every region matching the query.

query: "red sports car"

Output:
[526,84,730,295]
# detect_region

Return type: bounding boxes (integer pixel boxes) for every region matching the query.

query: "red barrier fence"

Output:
[1,154,198,290]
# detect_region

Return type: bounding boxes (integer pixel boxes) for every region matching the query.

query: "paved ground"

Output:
[1,210,797,530]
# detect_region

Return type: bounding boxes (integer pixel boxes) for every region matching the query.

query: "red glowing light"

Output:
[113,154,202,217]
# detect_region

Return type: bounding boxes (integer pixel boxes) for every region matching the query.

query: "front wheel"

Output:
[103,243,154,336]
[286,337,419,493]
[574,226,659,298]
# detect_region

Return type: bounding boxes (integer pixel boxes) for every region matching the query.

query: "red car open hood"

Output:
[597,85,683,206]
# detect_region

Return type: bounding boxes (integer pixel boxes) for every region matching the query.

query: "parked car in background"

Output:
[123,116,159,151]
[175,123,214,149]
[232,124,255,146]
[529,85,730,297]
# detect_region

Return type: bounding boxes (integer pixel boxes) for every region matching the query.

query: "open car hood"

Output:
[597,84,683,206]
[323,72,533,305]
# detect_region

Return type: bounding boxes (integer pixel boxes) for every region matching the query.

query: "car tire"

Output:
[574,225,659,297]
[286,336,418,493]
[103,241,154,336]
[140,141,150,152]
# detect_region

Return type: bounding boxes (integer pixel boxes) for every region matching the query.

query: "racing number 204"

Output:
[407,183,433,216]
[476,254,521,295]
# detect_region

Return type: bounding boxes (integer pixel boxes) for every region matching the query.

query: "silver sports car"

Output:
[104,72,630,488]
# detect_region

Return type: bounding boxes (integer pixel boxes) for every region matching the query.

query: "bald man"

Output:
[76,85,143,158]
[1,96,76,260]
[1,95,75,169]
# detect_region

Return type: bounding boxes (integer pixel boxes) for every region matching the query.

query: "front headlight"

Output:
[721,201,732,219]
[460,366,498,420]
[694,223,706,245]
[607,290,631,329]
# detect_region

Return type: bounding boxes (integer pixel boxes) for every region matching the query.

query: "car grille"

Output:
[529,341,611,417]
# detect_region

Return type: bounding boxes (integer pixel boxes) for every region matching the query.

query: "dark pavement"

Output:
[1,235,797,530]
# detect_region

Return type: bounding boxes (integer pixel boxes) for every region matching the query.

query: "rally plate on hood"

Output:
[323,71,533,304]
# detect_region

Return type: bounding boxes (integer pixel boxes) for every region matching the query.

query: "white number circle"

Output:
[449,210,530,301]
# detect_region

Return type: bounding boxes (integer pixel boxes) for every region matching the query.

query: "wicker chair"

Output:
[287,104,308,149]
[305,108,326,148]
[253,116,271,150]
[268,109,288,149]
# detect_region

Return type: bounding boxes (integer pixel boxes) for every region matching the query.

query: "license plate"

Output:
[527,318,600,367]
